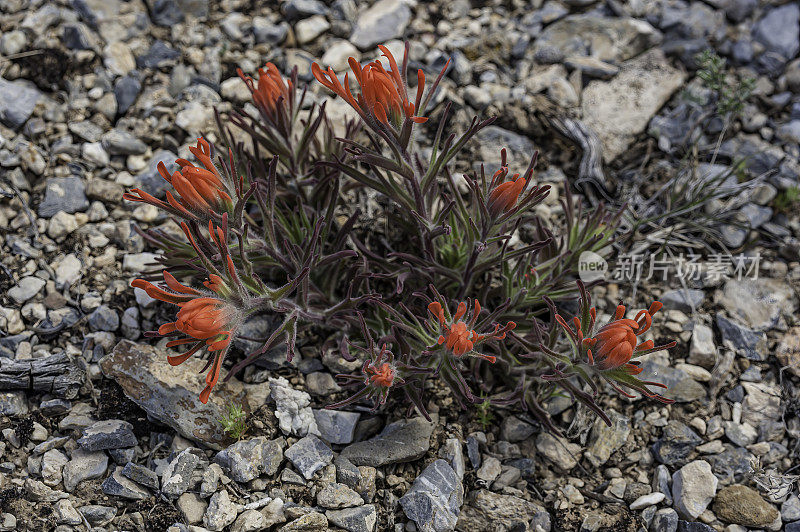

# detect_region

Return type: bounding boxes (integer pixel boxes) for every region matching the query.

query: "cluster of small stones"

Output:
[0,0,799,530]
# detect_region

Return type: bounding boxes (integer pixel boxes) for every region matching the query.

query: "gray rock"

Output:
[639,361,706,403]
[231,508,266,532]
[214,437,285,483]
[313,410,360,445]
[100,341,248,450]
[284,435,333,479]
[438,438,465,480]
[281,511,328,530]
[109,447,136,466]
[499,416,535,443]
[62,22,95,50]
[151,0,185,26]
[326,505,377,532]
[456,489,548,531]
[88,305,120,332]
[688,323,716,368]
[350,0,411,50]
[79,505,117,526]
[400,459,463,532]
[652,421,702,466]
[8,277,45,305]
[716,315,767,361]
[753,3,800,59]
[653,464,673,505]
[162,448,201,496]
[474,125,535,170]
[101,129,147,155]
[0,77,41,129]
[477,456,501,483]
[63,448,109,492]
[781,495,800,522]
[69,120,104,142]
[101,466,151,500]
[672,460,717,519]
[340,417,434,467]
[137,40,180,69]
[660,289,705,313]
[715,278,796,331]
[705,445,753,484]
[533,14,662,63]
[651,508,679,532]
[54,499,82,526]
[78,420,136,451]
[582,49,686,162]
[204,490,239,531]
[317,483,364,509]
[253,18,289,44]
[585,410,630,467]
[283,0,327,19]
[122,462,159,490]
[114,76,141,115]
[38,177,89,218]
[535,432,581,471]
[713,484,779,527]
[0,391,28,416]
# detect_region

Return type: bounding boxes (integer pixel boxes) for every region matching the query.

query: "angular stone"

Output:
[317,482,364,509]
[326,505,377,532]
[652,421,702,466]
[122,462,159,490]
[716,278,796,331]
[456,489,548,531]
[63,448,109,492]
[0,77,41,129]
[214,437,285,483]
[536,432,581,471]
[400,459,463,532]
[78,420,137,451]
[204,489,239,531]
[340,417,434,467]
[660,289,705,313]
[313,409,360,445]
[586,410,630,467]
[102,466,150,500]
[639,361,706,403]
[753,3,800,59]
[534,14,662,63]
[582,49,686,162]
[100,340,246,450]
[38,177,89,218]
[716,315,766,361]
[162,448,201,497]
[270,377,319,437]
[284,435,333,480]
[672,460,717,519]
[350,0,410,50]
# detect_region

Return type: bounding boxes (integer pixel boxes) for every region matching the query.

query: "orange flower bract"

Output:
[312,45,428,127]
[132,270,238,404]
[238,62,292,122]
[428,300,515,363]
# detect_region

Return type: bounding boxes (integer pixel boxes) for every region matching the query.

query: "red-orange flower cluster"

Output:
[312,45,429,127]
[132,271,238,404]
[583,302,662,373]
[124,138,231,219]
[487,166,526,218]
[366,361,395,387]
[238,63,292,122]
[428,300,515,362]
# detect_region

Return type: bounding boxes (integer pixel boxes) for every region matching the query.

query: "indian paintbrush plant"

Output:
[125,42,674,433]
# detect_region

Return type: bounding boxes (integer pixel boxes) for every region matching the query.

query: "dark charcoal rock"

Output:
[101,466,150,499]
[659,289,705,313]
[313,410,360,445]
[705,445,753,484]
[652,421,702,466]
[677,521,715,531]
[121,462,159,490]
[150,0,184,26]
[716,315,766,360]
[326,505,377,532]
[88,305,119,332]
[62,23,94,49]
[78,420,137,451]
[162,448,201,496]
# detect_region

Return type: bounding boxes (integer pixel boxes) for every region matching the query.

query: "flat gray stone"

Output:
[38,177,89,218]
[400,459,463,532]
[284,435,333,480]
[63,449,109,492]
[326,505,377,532]
[340,417,434,467]
[214,437,285,483]
[313,410,360,445]
[0,77,41,129]
[350,0,410,50]
[78,420,137,451]
[101,466,150,500]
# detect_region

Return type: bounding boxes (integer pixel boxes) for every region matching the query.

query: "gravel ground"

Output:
[1,0,800,531]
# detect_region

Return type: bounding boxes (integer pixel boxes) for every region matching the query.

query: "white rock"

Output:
[295,15,330,44]
[321,40,360,71]
[582,48,686,162]
[103,42,135,76]
[203,490,239,531]
[8,276,45,304]
[630,492,665,510]
[47,211,79,240]
[269,377,320,437]
[672,460,717,519]
[54,254,82,287]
